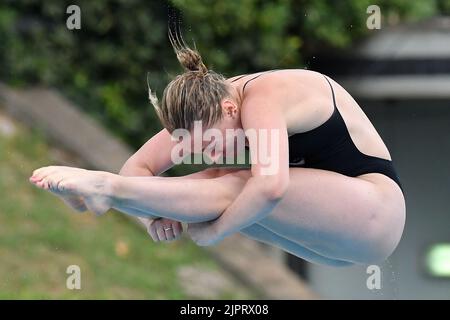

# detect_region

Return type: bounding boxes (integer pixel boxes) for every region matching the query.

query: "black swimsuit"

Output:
[231,71,404,193]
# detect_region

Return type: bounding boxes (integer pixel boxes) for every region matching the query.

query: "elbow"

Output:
[119,157,138,175]
[259,175,290,201]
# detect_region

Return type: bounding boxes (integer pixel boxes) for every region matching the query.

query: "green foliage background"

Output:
[0,0,448,150]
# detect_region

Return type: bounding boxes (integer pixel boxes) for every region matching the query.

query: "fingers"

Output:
[172,221,183,239]
[164,227,175,241]
[148,219,183,243]
[148,218,166,242]
[156,222,166,241]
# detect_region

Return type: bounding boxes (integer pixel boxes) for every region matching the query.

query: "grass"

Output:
[0,119,252,299]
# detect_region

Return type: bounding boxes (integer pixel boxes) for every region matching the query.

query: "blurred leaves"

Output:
[0,0,447,151]
[0,0,170,146]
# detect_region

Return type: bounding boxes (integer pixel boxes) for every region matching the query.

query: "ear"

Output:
[221,99,238,119]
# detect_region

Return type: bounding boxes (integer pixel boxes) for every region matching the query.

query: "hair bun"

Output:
[177,48,208,74]
[168,28,208,74]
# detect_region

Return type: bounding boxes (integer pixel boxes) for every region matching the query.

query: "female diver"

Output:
[29,34,405,266]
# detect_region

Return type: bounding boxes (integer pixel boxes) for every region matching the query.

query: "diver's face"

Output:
[187,107,244,164]
[203,120,240,162]
[183,97,244,163]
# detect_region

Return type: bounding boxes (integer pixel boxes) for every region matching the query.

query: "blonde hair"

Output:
[148,29,230,133]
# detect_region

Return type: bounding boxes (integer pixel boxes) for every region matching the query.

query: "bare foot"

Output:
[61,195,88,212]
[30,166,113,215]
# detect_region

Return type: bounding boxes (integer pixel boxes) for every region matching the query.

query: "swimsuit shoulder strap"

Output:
[322,75,337,108]
[241,70,280,94]
[229,74,248,83]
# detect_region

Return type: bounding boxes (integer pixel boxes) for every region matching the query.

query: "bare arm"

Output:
[207,90,291,239]
[116,128,178,220]
[111,89,289,236]
[118,128,184,240]
[120,128,178,176]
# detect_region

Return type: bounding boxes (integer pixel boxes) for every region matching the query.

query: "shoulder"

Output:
[242,69,285,95]
[240,71,285,117]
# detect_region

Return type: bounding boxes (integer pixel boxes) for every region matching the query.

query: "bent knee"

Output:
[353,220,405,264]
[362,185,406,263]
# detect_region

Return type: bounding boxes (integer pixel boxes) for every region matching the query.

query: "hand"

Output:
[147,218,183,242]
[187,221,222,246]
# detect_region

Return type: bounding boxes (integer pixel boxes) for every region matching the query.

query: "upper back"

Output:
[228,69,340,135]
[227,69,391,160]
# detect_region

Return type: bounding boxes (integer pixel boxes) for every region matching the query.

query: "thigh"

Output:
[257,167,404,263]
[178,166,403,263]
[241,224,354,267]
